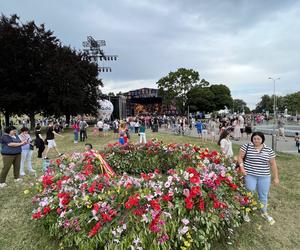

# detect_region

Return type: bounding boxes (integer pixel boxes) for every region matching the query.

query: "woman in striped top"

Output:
[238,131,279,225]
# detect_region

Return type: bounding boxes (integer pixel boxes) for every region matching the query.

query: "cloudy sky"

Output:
[2,0,300,109]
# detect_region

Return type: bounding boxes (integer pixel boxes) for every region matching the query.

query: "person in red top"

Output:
[72,121,79,144]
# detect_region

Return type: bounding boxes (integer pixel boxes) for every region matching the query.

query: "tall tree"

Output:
[232,99,250,113]
[209,84,233,111]
[187,86,216,112]
[157,68,200,114]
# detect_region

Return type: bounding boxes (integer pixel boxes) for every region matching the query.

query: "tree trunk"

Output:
[29,113,35,130]
[65,113,70,127]
[4,112,10,127]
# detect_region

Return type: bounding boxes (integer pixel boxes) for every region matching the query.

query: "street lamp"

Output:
[268,77,280,151]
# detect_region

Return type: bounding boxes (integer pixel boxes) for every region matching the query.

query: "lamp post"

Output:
[268,77,280,151]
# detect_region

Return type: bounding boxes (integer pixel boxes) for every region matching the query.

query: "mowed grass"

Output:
[0,128,299,250]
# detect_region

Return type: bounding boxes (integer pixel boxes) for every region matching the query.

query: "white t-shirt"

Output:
[220,138,233,157]
[97,120,103,129]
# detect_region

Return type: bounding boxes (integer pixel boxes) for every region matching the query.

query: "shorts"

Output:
[98,128,103,132]
[240,128,244,133]
[47,139,57,149]
[197,129,202,134]
[210,131,215,137]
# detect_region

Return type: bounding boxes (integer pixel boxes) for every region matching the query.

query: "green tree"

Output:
[255,95,273,113]
[209,84,233,111]
[0,14,102,127]
[187,86,216,112]
[232,99,250,113]
[157,68,200,114]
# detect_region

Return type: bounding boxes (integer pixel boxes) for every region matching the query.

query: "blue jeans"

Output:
[74,131,79,141]
[245,175,271,213]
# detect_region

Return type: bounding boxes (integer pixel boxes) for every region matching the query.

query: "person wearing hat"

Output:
[0,126,27,188]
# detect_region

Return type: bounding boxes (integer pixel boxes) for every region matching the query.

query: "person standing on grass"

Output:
[44,121,64,159]
[218,130,233,157]
[18,127,36,176]
[71,121,79,144]
[97,119,104,137]
[35,125,45,158]
[79,118,89,142]
[294,132,300,153]
[237,131,279,225]
[0,126,27,188]
[195,119,203,139]
[139,120,147,144]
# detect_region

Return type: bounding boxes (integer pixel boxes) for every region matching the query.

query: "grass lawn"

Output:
[0,128,299,250]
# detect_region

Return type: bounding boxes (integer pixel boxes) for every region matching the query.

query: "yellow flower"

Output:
[246,208,251,213]
[24,190,30,195]
[180,247,187,250]
[184,241,190,247]
[251,200,257,206]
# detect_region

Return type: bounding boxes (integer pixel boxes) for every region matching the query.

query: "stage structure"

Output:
[82,36,118,72]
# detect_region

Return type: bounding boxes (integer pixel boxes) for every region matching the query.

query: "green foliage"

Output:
[157,68,200,113]
[0,14,102,126]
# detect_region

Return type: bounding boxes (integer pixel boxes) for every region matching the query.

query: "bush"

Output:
[30,142,259,250]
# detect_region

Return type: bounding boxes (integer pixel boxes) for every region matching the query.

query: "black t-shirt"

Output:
[46,127,54,140]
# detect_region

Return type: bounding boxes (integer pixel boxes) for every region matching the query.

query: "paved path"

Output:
[159,128,300,156]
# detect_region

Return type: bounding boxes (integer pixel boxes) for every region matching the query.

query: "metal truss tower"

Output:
[82,36,118,72]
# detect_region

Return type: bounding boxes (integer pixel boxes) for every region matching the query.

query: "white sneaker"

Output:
[14,178,23,183]
[20,173,26,177]
[0,183,8,188]
[261,213,275,225]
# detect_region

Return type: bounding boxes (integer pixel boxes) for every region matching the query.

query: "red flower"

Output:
[199,198,205,212]
[229,183,238,190]
[185,197,194,209]
[162,195,172,202]
[88,222,101,238]
[57,208,62,215]
[190,186,201,197]
[133,208,145,216]
[93,203,100,213]
[43,206,51,215]
[101,213,112,222]
[190,175,200,184]
[42,175,53,188]
[186,167,198,176]
[32,211,42,219]
[213,200,221,209]
[219,213,225,219]
[150,199,161,211]
[125,195,140,209]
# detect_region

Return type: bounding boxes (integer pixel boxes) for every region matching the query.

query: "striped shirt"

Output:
[241,143,275,176]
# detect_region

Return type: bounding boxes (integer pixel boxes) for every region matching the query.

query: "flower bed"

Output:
[30,142,259,250]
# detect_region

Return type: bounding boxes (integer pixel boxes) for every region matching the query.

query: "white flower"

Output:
[164,181,171,188]
[122,223,127,230]
[181,218,189,225]
[133,237,141,245]
[116,226,123,234]
[141,214,149,223]
[113,239,120,244]
[178,226,189,235]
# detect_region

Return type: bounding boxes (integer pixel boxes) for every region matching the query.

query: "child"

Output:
[92,125,98,137]
[85,143,94,153]
[118,132,125,145]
